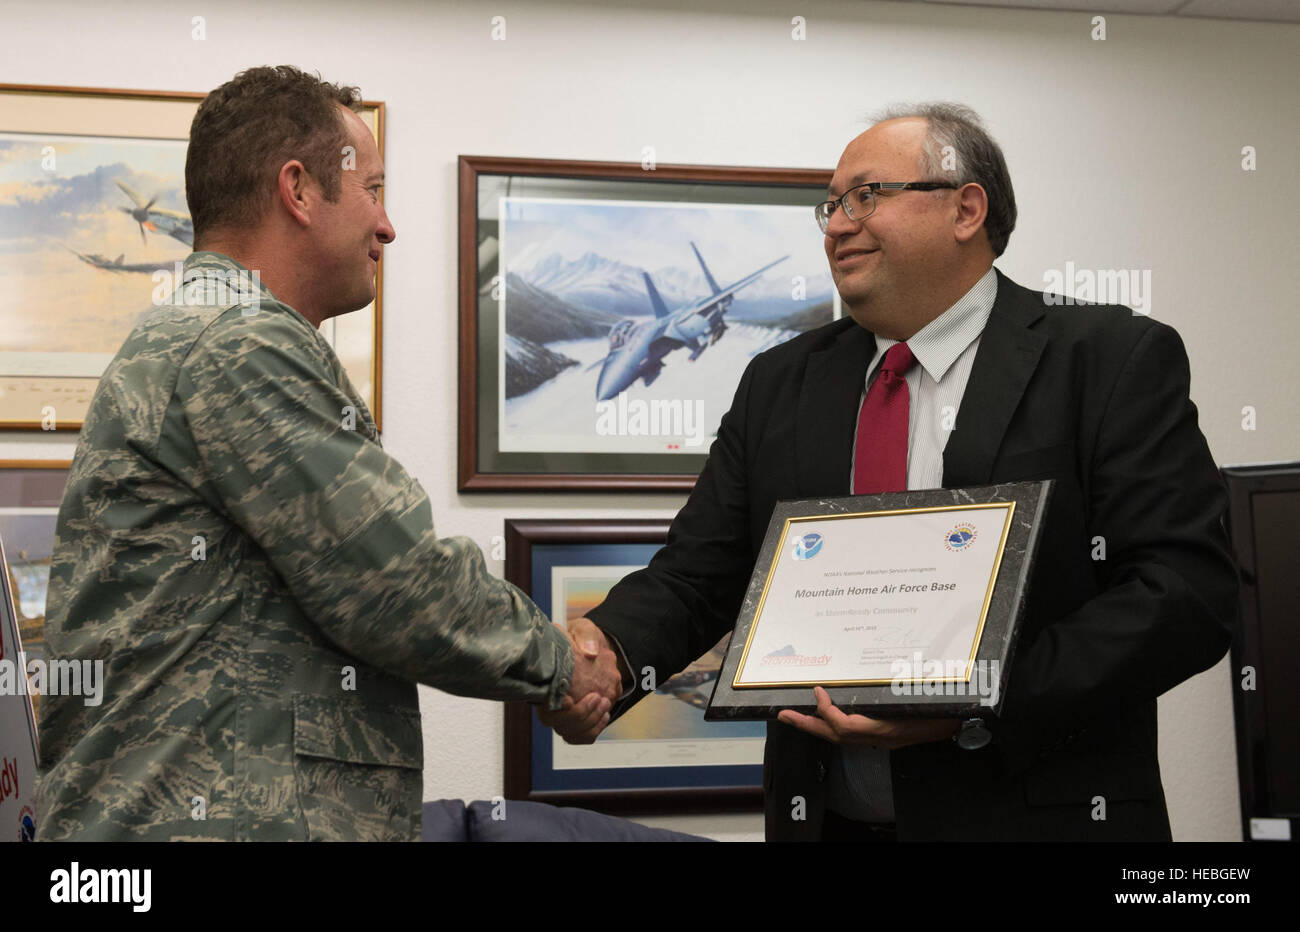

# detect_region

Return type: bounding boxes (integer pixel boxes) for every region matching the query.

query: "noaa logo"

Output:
[945,524,977,551]
[792,533,824,560]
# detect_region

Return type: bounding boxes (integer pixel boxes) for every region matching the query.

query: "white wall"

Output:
[5,0,1296,841]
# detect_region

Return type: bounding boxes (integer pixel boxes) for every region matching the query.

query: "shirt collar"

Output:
[181,250,277,306]
[868,266,998,383]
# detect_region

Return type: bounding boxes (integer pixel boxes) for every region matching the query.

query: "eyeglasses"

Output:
[815,181,960,233]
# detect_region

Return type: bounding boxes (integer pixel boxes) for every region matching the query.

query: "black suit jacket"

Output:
[588,269,1237,841]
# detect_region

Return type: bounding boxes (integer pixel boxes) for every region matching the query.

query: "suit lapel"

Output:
[942,269,1048,486]
[795,323,876,497]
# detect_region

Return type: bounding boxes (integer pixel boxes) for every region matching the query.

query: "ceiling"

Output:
[885,0,1300,23]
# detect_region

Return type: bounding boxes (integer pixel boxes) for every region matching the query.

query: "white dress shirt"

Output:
[826,266,999,824]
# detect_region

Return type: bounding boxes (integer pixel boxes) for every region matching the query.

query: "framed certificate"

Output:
[706,481,1053,720]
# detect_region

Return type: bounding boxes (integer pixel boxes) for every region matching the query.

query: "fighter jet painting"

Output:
[653,657,723,712]
[497,197,840,458]
[591,243,787,401]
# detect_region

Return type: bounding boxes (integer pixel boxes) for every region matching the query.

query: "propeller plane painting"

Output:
[114,180,193,247]
[0,132,190,425]
[0,86,382,430]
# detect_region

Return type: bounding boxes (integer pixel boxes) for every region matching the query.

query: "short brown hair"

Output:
[186,65,361,246]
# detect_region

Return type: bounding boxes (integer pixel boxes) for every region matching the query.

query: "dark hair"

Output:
[870,102,1018,257]
[186,65,361,246]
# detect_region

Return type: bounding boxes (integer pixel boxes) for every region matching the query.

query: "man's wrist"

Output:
[547,622,576,710]
[595,625,636,700]
[615,651,632,692]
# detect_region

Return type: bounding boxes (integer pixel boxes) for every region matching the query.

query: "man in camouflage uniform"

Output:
[36,66,621,840]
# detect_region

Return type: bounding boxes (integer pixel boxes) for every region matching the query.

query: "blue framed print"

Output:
[503,519,763,814]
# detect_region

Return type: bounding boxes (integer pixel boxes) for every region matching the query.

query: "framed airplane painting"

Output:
[0,460,70,726]
[458,155,836,492]
[503,519,764,814]
[0,83,385,431]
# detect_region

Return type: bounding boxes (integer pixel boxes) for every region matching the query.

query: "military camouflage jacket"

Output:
[37,252,572,841]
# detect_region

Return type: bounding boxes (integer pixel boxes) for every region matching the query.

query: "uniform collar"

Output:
[181,250,278,307]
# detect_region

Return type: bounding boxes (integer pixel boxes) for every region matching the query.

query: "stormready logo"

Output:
[49,862,151,913]
[761,644,831,667]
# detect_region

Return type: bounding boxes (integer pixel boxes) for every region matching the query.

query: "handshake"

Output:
[542,617,627,744]
[543,618,964,753]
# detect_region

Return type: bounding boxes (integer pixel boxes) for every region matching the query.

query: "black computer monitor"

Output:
[1222,461,1300,842]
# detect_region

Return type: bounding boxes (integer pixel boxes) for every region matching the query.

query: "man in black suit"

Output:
[540,103,1237,841]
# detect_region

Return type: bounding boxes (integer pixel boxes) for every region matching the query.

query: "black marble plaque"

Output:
[704,480,1053,720]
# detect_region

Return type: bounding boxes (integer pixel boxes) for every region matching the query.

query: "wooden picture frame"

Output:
[0,459,71,729]
[0,82,385,430]
[459,155,835,492]
[503,518,763,815]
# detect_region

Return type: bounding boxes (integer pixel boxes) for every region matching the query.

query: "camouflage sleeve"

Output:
[175,308,573,709]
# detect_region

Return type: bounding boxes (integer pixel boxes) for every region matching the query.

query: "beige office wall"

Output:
[4,0,1296,841]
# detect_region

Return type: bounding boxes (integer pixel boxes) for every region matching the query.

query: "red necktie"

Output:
[852,342,916,495]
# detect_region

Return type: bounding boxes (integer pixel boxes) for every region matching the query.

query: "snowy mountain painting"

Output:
[499,197,840,455]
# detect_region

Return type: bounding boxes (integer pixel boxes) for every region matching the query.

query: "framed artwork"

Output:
[503,518,764,814]
[0,83,386,430]
[459,155,836,492]
[0,460,70,724]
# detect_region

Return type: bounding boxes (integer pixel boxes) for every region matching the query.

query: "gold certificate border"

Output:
[733,501,1017,689]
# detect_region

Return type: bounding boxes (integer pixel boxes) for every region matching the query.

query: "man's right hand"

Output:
[540,617,627,744]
